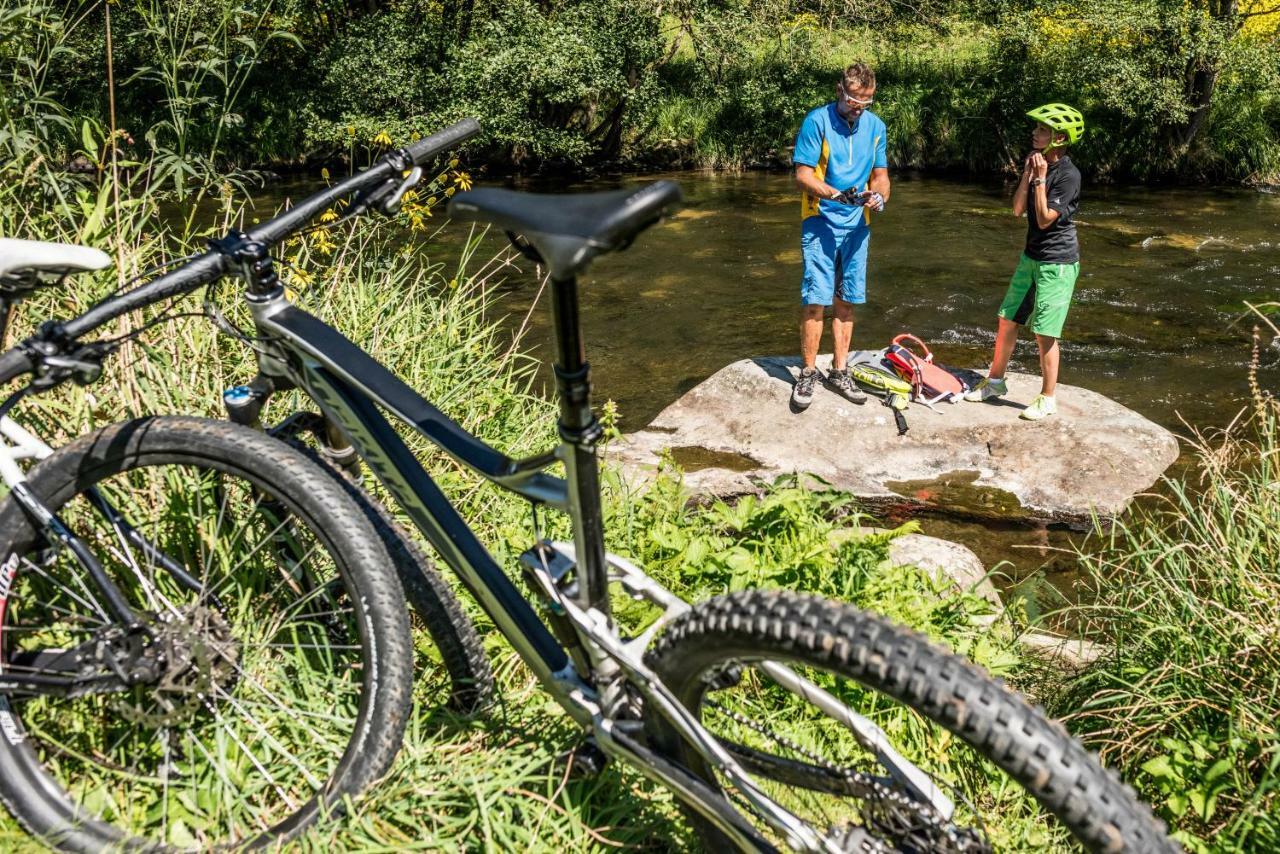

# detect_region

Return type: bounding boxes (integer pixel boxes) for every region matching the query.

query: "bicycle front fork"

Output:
[223,374,361,479]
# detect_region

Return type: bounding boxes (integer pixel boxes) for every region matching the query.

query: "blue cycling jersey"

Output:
[793,104,888,229]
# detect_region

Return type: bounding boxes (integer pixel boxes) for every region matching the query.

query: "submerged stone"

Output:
[609,355,1180,526]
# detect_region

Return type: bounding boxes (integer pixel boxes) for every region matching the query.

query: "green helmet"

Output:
[1027,103,1085,147]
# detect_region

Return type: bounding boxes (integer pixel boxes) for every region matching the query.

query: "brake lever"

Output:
[379,166,423,215]
[27,338,113,390]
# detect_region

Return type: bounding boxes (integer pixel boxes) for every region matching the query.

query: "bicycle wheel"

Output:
[288,439,494,714]
[0,417,413,851]
[645,589,1176,853]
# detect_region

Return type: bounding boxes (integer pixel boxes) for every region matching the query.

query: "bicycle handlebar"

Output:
[0,347,33,386]
[58,117,481,342]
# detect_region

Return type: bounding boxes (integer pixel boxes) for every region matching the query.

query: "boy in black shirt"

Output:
[965,104,1084,421]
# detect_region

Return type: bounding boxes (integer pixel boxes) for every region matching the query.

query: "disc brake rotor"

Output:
[114,605,240,729]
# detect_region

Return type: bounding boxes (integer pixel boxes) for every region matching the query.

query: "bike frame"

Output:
[229,259,951,851]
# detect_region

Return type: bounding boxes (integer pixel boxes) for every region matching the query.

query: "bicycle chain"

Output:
[707,700,990,854]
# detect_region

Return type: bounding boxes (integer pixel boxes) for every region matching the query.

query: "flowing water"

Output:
[266,172,1280,597]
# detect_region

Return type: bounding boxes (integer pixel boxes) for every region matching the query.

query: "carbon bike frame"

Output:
[223,243,954,851]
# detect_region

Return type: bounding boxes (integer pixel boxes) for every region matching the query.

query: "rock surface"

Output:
[609,354,1180,525]
[886,533,1002,606]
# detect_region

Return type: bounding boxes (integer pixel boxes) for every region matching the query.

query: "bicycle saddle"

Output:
[448,180,682,280]
[0,238,111,291]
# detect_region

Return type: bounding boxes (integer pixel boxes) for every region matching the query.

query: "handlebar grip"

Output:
[404,118,481,167]
[0,346,34,385]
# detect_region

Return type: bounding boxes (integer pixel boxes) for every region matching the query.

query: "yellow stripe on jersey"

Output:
[801,137,830,219]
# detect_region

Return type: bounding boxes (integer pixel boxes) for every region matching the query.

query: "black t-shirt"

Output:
[1025,155,1081,263]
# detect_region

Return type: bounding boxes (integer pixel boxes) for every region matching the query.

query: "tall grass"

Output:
[645,21,1009,174]
[1054,346,1280,853]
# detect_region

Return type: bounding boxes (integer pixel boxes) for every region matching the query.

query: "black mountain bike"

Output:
[0,119,1176,852]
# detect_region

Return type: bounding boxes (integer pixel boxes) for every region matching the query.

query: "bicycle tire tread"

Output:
[645,588,1177,854]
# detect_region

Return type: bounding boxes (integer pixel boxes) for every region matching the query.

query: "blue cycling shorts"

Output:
[801,216,870,306]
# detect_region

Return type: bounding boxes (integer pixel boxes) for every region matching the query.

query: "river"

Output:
[268,171,1280,596]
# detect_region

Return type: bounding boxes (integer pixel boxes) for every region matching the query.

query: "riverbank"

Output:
[12,4,1279,186]
[4,148,1277,850]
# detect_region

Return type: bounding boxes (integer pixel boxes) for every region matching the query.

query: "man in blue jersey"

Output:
[790,62,891,411]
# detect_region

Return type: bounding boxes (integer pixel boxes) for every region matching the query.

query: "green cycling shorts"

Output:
[998,254,1079,338]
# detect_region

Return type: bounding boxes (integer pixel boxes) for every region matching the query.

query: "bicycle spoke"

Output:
[21,558,110,624]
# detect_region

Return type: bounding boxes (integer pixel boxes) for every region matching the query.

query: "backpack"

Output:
[847,350,912,435]
[847,350,912,398]
[883,334,968,405]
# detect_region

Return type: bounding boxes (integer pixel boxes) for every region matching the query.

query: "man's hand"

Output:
[859,190,886,212]
[1029,152,1048,180]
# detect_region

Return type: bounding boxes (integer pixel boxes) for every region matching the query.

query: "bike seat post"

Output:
[550,274,610,621]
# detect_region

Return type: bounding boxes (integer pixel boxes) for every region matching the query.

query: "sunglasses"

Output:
[838,86,875,107]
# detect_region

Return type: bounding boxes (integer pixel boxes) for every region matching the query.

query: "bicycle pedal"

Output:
[556,738,609,779]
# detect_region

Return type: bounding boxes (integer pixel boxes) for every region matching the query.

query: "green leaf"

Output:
[1165,792,1189,817]
[1203,757,1232,784]
[1189,789,1205,817]
[1141,754,1175,780]
[685,535,709,566]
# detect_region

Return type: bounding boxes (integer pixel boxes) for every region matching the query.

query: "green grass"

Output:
[1050,359,1280,853]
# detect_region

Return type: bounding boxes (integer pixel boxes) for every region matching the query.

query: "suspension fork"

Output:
[221,371,356,610]
[225,372,362,478]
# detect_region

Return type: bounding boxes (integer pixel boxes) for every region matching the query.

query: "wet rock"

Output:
[609,354,1179,526]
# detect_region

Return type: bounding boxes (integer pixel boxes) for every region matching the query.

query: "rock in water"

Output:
[609,355,1180,526]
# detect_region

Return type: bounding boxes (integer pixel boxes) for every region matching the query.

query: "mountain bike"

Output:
[0,130,493,851]
[0,118,1176,852]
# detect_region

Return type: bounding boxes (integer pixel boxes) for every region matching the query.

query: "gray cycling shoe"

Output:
[824,368,867,404]
[791,367,821,410]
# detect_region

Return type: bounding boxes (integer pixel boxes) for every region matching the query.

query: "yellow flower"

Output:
[286,267,314,288]
[320,167,330,182]
[319,208,339,224]
[401,189,419,204]
[310,230,337,254]
[454,171,473,191]
[346,125,355,136]
[448,278,459,289]
[372,130,394,147]
[445,187,456,198]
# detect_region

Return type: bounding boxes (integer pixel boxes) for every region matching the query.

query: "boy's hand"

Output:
[1029,152,1048,179]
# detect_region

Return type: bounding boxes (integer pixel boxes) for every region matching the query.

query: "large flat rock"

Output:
[608,355,1180,525]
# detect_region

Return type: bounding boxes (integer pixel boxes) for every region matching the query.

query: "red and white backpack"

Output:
[882,334,969,406]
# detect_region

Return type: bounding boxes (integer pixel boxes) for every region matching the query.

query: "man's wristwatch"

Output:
[1030,178,1045,187]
